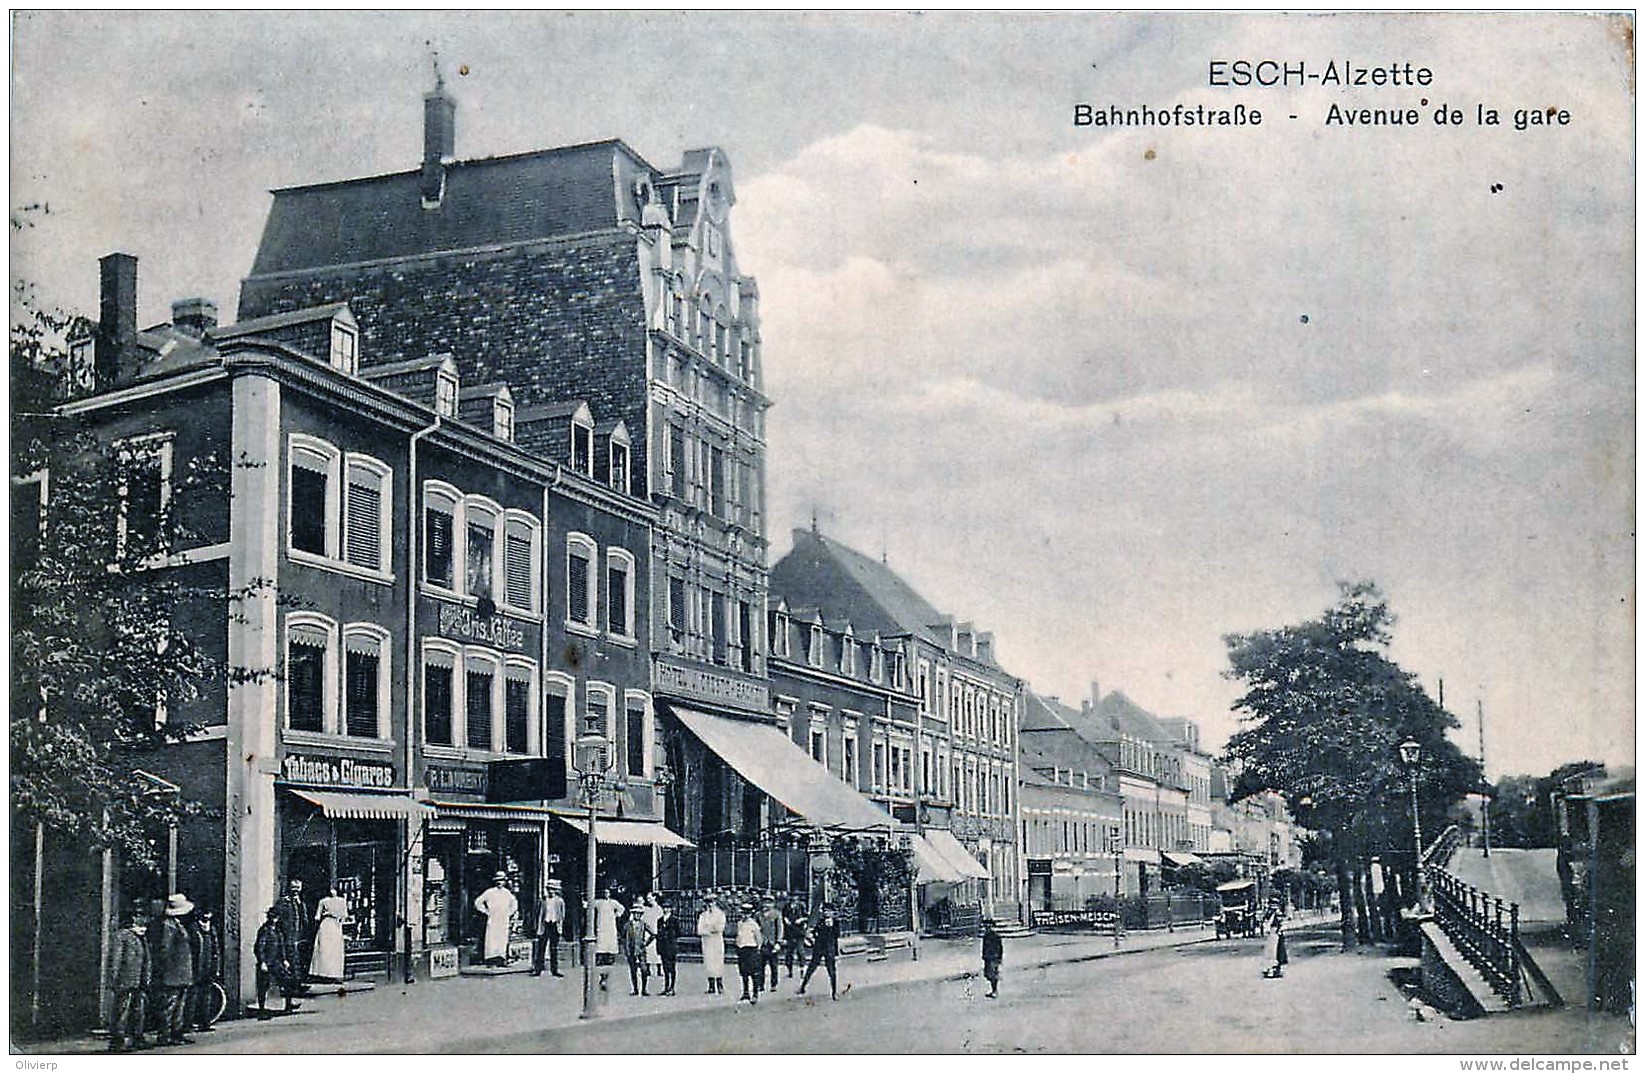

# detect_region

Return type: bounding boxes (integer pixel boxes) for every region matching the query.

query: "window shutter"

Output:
[545,693,568,773]
[426,508,454,587]
[607,563,628,635]
[567,552,590,624]
[505,531,532,608]
[424,664,454,746]
[504,679,530,754]
[344,479,382,570]
[467,669,494,750]
[289,637,327,731]
[625,705,646,777]
[345,648,379,737]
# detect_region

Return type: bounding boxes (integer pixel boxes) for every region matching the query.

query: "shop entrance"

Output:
[422,822,540,961]
[279,804,400,978]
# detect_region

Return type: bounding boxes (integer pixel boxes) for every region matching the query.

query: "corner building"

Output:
[238,86,780,872]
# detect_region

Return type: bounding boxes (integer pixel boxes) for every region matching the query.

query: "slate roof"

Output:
[247,141,640,278]
[769,528,945,645]
[1093,689,1175,745]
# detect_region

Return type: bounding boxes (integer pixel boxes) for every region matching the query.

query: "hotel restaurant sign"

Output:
[654,658,769,710]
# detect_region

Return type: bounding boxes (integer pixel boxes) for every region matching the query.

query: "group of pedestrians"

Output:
[702,893,842,1003]
[105,893,224,1052]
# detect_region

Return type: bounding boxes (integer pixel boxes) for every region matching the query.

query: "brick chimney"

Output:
[95,252,138,387]
[420,72,456,208]
[170,297,218,337]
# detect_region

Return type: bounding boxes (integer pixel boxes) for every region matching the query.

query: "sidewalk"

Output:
[27,922,1227,1055]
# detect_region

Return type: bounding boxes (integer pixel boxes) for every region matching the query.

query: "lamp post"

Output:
[1399,738,1428,915]
[575,723,625,1020]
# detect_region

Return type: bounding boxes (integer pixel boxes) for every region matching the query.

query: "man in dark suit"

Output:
[796,904,841,1000]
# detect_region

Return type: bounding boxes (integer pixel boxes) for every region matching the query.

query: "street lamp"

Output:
[574,721,626,1020]
[1399,738,1429,915]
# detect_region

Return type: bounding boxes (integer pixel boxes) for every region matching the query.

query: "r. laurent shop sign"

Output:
[281,752,396,788]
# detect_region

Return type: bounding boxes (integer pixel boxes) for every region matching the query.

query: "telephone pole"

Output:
[1478,698,1490,858]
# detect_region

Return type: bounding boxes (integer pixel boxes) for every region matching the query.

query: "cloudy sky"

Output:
[11,11,1634,778]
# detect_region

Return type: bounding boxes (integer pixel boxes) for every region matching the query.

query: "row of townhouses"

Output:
[13,80,1300,1034]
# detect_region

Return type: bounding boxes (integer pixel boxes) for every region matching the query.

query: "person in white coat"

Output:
[474,872,518,967]
[695,894,727,995]
[641,894,664,980]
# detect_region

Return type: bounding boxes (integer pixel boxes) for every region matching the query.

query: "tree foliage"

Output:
[9,289,261,867]
[1222,581,1480,847]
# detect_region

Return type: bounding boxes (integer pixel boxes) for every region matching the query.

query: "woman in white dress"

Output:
[695,893,727,995]
[642,894,664,979]
[310,887,349,982]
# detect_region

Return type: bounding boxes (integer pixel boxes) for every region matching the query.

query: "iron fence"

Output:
[1430,867,1524,1007]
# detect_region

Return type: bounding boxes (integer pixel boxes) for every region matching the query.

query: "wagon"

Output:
[1214,879,1261,939]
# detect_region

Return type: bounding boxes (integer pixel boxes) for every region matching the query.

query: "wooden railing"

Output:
[1430,867,1524,1007]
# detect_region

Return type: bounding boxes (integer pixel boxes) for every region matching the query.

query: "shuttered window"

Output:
[505,530,532,610]
[567,543,592,625]
[345,646,380,737]
[668,576,687,640]
[466,668,494,750]
[288,634,327,732]
[505,678,530,755]
[425,506,454,587]
[344,469,383,570]
[545,692,568,774]
[625,704,646,777]
[607,561,629,636]
[424,662,453,746]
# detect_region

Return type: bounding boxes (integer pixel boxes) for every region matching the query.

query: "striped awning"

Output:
[557,817,695,848]
[290,789,433,821]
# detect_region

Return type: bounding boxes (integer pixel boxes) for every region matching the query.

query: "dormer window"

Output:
[610,441,630,494]
[436,371,458,417]
[330,321,359,376]
[807,626,823,668]
[495,398,514,442]
[571,418,594,476]
[772,611,790,657]
[840,635,856,676]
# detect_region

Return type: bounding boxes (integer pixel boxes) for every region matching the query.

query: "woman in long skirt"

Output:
[310,888,349,982]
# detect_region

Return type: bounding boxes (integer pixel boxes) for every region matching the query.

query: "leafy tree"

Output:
[1221,582,1481,947]
[9,284,272,869]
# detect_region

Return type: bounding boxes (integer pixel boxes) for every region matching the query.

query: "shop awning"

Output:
[925,827,992,880]
[670,706,898,832]
[558,817,696,848]
[290,789,434,822]
[909,835,965,883]
[1163,851,1204,867]
[427,800,556,822]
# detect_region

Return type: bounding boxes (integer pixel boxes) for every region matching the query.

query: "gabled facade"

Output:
[770,526,1023,920]
[1018,693,1125,918]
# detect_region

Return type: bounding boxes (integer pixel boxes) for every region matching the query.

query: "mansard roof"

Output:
[248,141,644,277]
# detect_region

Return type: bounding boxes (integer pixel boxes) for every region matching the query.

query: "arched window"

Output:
[285,612,338,734]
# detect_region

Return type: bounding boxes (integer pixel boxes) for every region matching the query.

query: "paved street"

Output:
[41,918,1625,1056]
[490,925,1631,1055]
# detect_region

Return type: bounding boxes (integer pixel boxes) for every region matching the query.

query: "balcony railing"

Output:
[1430,867,1525,1007]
